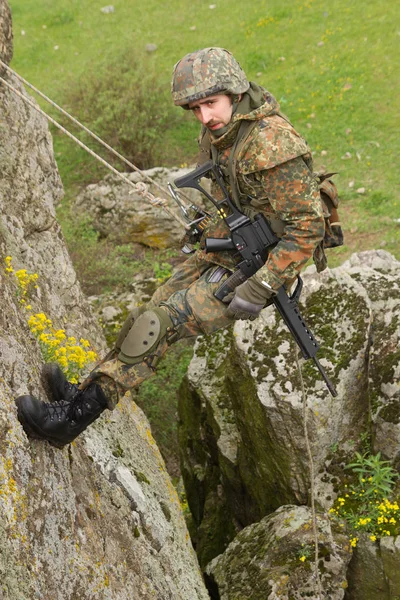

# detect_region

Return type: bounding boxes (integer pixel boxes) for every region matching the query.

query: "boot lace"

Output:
[44,400,71,422]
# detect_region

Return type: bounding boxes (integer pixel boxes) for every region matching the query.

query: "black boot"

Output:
[41,363,79,403]
[16,383,108,448]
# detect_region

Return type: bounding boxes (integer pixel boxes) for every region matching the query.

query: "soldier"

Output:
[16,47,325,448]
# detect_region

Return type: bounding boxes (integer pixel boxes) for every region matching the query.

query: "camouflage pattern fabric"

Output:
[80,64,325,411]
[201,91,325,291]
[84,254,233,409]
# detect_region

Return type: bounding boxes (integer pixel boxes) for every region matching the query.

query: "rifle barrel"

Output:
[313,357,338,397]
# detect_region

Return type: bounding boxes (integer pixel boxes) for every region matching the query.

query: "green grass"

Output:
[8,0,400,267]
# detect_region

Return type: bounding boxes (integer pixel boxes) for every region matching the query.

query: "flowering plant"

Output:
[5,256,98,383]
[329,452,399,546]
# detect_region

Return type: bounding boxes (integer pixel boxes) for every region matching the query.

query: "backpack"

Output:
[311,172,344,272]
[318,173,344,249]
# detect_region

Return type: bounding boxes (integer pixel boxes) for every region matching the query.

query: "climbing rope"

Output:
[0,60,190,230]
[0,59,193,207]
[296,351,322,599]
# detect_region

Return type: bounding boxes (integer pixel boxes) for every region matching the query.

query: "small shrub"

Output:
[62,49,178,170]
[153,261,173,283]
[329,452,400,546]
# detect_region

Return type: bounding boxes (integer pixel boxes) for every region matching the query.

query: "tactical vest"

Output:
[198,117,343,273]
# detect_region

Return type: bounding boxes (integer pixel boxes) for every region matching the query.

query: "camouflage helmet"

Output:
[171,47,250,109]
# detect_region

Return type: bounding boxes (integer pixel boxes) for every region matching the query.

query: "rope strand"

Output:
[0,66,189,229]
[0,59,193,207]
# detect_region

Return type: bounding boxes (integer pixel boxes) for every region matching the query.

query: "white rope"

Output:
[295,352,322,599]
[0,59,193,207]
[0,66,189,230]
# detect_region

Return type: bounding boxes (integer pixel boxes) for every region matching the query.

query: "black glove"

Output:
[223,274,274,321]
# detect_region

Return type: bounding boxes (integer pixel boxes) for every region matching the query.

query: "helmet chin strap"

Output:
[231,94,241,114]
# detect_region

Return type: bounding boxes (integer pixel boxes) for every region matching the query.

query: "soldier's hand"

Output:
[223,274,274,321]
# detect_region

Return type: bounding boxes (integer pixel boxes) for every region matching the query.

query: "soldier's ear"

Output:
[231,93,242,104]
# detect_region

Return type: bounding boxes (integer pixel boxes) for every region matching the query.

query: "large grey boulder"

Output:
[75,167,208,249]
[345,533,400,599]
[0,4,209,598]
[206,505,352,600]
[179,262,373,566]
[339,251,400,467]
[178,249,400,595]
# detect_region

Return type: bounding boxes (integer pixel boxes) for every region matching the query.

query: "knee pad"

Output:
[115,305,147,351]
[118,307,175,366]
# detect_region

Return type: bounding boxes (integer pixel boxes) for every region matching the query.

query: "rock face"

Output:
[339,252,400,468]
[0,4,209,599]
[178,250,400,597]
[206,505,351,600]
[345,533,400,600]
[179,264,371,565]
[76,167,209,249]
[0,0,12,70]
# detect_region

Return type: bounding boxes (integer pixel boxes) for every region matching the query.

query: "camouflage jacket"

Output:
[196,92,325,291]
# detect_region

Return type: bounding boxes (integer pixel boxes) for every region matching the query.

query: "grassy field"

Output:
[9,0,400,271]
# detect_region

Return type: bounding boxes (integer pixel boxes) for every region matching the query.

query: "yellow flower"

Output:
[299,556,306,562]
[39,333,51,344]
[57,356,68,368]
[54,330,66,341]
[370,534,377,542]
[350,537,358,548]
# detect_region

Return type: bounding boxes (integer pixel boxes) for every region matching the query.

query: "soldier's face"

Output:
[188,94,233,131]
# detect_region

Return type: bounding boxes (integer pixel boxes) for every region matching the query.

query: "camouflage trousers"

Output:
[82,252,234,409]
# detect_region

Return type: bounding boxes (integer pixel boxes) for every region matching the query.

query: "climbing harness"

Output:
[0,59,191,230]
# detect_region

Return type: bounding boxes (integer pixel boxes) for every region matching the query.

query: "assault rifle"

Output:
[172,160,337,397]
